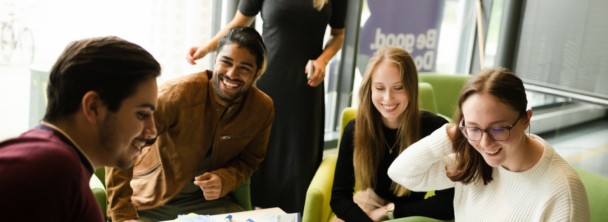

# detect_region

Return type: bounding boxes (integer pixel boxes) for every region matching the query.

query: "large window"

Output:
[484,0,607,134]
[0,0,214,140]
[515,0,608,105]
[350,0,474,111]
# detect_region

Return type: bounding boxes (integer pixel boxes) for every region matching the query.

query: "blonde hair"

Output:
[313,0,328,11]
[353,47,421,197]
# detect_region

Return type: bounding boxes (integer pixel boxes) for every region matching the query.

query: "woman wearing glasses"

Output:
[388,68,590,221]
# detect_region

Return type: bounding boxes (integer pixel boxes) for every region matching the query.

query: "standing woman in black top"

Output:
[187,0,347,213]
[330,47,454,221]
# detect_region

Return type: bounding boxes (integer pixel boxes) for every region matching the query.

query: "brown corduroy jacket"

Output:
[105,71,274,222]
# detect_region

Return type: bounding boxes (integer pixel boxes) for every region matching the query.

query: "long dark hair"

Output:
[447,67,528,185]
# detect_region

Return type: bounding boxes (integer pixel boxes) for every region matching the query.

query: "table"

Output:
[166,207,298,222]
[211,207,286,221]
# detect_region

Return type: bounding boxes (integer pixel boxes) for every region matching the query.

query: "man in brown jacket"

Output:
[106,26,274,222]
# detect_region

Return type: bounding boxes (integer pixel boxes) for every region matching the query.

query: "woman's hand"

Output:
[305,59,327,87]
[367,204,390,222]
[186,46,208,65]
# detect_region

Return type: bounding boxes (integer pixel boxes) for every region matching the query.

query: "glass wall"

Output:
[335,0,608,175]
[0,0,214,140]
[350,0,474,108]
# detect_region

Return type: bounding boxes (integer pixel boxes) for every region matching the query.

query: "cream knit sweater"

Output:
[388,125,590,222]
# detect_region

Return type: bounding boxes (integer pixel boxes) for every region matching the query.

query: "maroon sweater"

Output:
[0,126,103,221]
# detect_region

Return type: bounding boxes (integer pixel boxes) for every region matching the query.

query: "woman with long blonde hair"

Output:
[330,47,454,221]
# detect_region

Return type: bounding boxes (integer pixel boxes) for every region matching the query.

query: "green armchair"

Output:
[302,107,355,222]
[303,154,339,222]
[575,168,608,222]
[418,73,470,122]
[229,179,252,211]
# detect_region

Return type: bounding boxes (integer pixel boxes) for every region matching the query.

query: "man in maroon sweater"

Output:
[0,36,161,221]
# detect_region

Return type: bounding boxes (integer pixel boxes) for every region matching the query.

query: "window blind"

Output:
[514,0,608,106]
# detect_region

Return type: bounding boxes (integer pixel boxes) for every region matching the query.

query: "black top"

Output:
[331,111,455,221]
[240,0,347,213]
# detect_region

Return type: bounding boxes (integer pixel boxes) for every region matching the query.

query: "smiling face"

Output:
[212,43,259,106]
[461,93,530,170]
[98,77,158,169]
[371,60,409,129]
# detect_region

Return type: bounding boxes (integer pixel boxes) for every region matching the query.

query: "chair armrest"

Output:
[302,154,338,222]
[575,168,608,222]
[228,179,252,211]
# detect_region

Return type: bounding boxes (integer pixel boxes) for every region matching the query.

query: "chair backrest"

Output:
[337,107,357,147]
[575,168,608,222]
[419,73,470,121]
[418,82,439,115]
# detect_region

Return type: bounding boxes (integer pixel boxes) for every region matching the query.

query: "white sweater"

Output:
[388,125,590,222]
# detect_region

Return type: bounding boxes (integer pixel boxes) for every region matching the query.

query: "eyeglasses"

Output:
[459,118,520,141]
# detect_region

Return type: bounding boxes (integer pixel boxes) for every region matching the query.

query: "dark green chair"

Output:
[92,168,253,220]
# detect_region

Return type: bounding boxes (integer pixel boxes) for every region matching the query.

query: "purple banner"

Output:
[359,0,444,72]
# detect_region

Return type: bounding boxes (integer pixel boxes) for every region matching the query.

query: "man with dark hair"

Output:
[106,26,274,222]
[0,36,161,221]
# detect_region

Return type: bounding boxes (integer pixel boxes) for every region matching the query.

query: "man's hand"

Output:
[194,172,222,200]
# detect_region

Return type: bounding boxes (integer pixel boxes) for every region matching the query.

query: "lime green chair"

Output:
[303,154,339,222]
[303,107,355,222]
[418,73,470,122]
[418,82,440,117]
[337,107,357,144]
[575,168,608,222]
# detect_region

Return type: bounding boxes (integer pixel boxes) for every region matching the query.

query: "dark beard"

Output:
[213,74,249,104]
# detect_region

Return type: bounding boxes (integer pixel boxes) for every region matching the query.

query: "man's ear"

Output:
[81,91,103,124]
[254,69,262,81]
